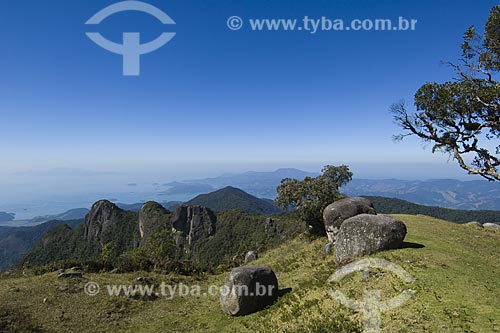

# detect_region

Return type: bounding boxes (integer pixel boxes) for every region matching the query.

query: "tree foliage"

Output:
[116,230,183,272]
[392,5,500,181]
[275,165,353,235]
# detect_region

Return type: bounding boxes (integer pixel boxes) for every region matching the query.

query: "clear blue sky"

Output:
[0,0,496,204]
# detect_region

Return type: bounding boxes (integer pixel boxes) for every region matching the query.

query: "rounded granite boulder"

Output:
[323,197,377,243]
[334,214,407,266]
[220,266,278,316]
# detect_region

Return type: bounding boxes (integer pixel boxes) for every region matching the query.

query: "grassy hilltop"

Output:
[1,214,500,333]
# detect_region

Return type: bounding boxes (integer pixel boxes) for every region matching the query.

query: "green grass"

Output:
[1,215,500,332]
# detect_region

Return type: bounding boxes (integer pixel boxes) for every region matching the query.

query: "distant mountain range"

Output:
[344,179,500,210]
[161,168,318,199]
[158,169,500,210]
[3,169,500,227]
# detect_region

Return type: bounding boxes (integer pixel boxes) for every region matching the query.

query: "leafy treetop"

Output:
[275,165,353,235]
[392,5,500,181]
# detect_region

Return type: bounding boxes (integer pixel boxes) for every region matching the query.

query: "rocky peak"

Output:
[138,201,170,240]
[171,205,216,245]
[83,200,123,241]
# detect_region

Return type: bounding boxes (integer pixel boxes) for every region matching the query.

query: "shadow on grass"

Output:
[277,287,292,298]
[401,242,425,249]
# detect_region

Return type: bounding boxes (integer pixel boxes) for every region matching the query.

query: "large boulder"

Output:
[323,197,377,243]
[221,266,278,316]
[334,214,407,266]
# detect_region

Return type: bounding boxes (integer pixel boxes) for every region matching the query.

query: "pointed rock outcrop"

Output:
[171,205,216,246]
[83,200,123,242]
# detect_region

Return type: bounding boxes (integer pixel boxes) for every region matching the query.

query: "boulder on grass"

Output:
[221,266,278,316]
[484,223,500,230]
[323,197,377,243]
[334,214,407,266]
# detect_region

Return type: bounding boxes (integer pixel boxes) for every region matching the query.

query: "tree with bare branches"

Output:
[392,6,500,181]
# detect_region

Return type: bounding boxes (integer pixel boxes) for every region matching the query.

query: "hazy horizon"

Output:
[1,1,498,219]
[0,161,491,220]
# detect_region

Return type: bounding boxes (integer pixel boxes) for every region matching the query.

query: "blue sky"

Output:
[0,0,497,207]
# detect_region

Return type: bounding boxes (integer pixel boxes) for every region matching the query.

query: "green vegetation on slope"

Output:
[21,209,140,269]
[367,196,500,223]
[22,223,100,269]
[0,203,140,272]
[1,215,500,332]
[0,219,83,272]
[194,211,305,270]
[20,209,304,274]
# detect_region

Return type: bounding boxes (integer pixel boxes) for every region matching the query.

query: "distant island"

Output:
[0,212,15,222]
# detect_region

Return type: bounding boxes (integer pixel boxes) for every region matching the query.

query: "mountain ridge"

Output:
[161,170,500,210]
[4,171,500,226]
[2,186,500,272]
[185,186,281,215]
